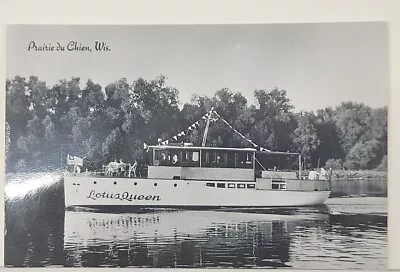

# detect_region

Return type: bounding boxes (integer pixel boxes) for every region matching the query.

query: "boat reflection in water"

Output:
[64,207,329,268]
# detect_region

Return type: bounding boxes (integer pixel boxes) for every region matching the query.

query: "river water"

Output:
[4,172,387,269]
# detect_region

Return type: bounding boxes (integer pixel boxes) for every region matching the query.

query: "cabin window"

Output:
[228,183,235,188]
[217,183,226,188]
[206,183,215,187]
[246,152,252,161]
[216,152,225,164]
[154,150,161,165]
[192,151,199,162]
[171,153,179,166]
[227,152,235,168]
[210,152,217,163]
[159,151,172,166]
[237,184,245,189]
[244,152,253,169]
[272,180,287,190]
[247,183,255,189]
[238,152,246,167]
[182,151,189,163]
[201,151,209,167]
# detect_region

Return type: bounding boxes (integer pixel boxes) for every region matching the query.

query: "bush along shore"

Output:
[330,170,387,180]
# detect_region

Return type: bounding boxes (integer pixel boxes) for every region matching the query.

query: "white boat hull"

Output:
[64,175,330,208]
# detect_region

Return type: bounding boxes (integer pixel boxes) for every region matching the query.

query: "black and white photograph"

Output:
[4,23,388,269]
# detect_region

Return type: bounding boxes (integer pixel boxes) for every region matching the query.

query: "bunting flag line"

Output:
[212,109,272,152]
[158,108,273,152]
[160,108,215,145]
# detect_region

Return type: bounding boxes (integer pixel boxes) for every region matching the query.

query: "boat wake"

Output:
[5,171,63,200]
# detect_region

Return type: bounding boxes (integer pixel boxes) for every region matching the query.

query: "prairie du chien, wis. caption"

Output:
[27,41,111,52]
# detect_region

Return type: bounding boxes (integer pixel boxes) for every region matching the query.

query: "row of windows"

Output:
[272,180,287,190]
[206,182,256,189]
[153,149,254,169]
[206,181,287,190]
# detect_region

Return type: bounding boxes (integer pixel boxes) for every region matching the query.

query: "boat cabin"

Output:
[148,145,256,181]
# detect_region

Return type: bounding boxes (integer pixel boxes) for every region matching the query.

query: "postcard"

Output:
[4,22,389,269]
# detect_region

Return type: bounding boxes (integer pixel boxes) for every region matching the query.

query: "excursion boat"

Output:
[64,109,331,209]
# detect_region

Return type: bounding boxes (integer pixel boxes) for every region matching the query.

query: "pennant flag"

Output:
[173,136,178,140]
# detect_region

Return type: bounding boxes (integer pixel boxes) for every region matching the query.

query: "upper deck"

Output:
[148,145,257,181]
[149,145,256,168]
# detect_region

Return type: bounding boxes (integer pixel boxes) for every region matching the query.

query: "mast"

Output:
[202,107,214,147]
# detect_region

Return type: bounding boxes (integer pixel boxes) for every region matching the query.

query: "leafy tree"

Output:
[376,155,387,171]
[314,107,344,166]
[290,112,319,166]
[334,102,372,154]
[324,159,343,170]
[252,88,295,151]
[344,139,380,169]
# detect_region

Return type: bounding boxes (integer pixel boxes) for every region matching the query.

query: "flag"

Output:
[67,154,83,166]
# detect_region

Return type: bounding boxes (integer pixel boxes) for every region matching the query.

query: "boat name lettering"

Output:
[86,190,161,201]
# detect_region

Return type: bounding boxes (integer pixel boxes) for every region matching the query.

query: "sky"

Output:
[6,23,389,112]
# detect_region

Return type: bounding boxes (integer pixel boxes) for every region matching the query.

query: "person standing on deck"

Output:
[131,160,138,177]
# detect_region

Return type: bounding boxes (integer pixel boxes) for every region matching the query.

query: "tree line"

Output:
[5,75,387,173]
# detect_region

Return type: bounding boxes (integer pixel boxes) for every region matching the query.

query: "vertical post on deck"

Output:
[199,149,202,168]
[298,154,302,180]
[253,151,256,182]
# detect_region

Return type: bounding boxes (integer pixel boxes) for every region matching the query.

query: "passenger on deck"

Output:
[326,167,333,181]
[319,167,327,180]
[74,165,81,174]
[172,154,178,165]
[308,170,319,180]
[130,160,138,177]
